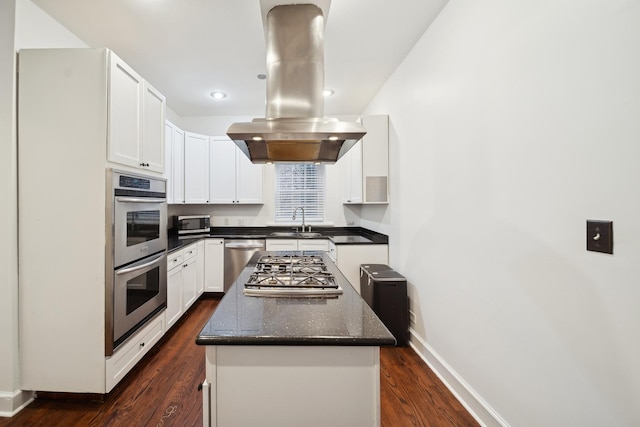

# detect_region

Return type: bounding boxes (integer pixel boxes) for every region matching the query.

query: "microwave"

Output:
[174,215,211,235]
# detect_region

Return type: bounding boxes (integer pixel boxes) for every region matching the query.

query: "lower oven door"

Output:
[112,252,167,351]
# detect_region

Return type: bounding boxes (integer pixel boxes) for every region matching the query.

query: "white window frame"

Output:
[274,163,325,223]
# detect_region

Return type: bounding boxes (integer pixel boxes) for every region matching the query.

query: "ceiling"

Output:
[31,0,448,118]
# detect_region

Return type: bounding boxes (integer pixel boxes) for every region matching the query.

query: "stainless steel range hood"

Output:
[227,3,366,163]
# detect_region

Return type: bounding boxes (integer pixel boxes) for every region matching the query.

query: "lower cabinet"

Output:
[105,311,165,392]
[166,242,201,330]
[329,243,389,294]
[182,256,198,310]
[196,240,205,296]
[265,239,329,252]
[166,252,184,329]
[204,239,224,292]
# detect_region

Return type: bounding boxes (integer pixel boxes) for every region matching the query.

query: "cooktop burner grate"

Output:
[244,255,342,297]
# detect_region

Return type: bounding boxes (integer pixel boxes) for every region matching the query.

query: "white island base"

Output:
[203,345,381,427]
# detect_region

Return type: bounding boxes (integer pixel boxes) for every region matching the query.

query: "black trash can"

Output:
[360,264,409,346]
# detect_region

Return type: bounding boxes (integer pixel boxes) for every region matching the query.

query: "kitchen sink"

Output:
[269,231,322,238]
[297,232,321,238]
[270,232,298,237]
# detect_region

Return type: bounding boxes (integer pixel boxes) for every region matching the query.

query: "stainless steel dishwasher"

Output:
[223,239,265,291]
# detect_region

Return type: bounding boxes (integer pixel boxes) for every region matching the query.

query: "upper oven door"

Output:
[114,196,167,267]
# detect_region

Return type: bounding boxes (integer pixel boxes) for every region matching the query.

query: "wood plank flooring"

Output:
[0,296,479,427]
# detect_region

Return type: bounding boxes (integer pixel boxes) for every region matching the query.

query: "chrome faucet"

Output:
[292,207,308,232]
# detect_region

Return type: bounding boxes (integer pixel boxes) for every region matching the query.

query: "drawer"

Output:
[167,251,184,271]
[105,312,165,392]
[183,243,197,261]
[266,239,298,251]
[298,239,329,252]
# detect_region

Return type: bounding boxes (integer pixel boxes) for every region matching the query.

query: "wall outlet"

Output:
[409,310,416,326]
[237,218,244,226]
[224,218,229,225]
[346,220,355,225]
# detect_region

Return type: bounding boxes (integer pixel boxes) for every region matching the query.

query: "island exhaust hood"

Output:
[226,2,366,163]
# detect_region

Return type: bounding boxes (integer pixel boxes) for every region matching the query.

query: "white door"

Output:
[108,52,142,169]
[236,148,263,203]
[182,257,198,310]
[209,137,237,203]
[166,266,183,329]
[204,239,224,292]
[173,127,185,203]
[141,81,165,173]
[184,132,210,203]
[163,122,174,203]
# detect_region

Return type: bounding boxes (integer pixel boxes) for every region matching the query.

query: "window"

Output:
[274,163,325,223]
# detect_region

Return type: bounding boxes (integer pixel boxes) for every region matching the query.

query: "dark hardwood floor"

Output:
[0,296,479,427]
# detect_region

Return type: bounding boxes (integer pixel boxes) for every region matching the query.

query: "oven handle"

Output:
[116,253,166,275]
[116,197,166,204]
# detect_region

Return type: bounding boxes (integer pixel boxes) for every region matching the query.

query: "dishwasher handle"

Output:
[225,243,265,250]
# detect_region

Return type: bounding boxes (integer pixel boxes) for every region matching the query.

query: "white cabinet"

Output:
[106,311,165,392]
[141,82,166,171]
[342,140,363,203]
[341,115,389,204]
[204,346,381,426]
[184,132,210,203]
[298,239,330,252]
[173,127,185,203]
[166,242,200,330]
[196,240,205,296]
[266,239,298,251]
[182,245,198,309]
[164,122,174,202]
[108,51,165,173]
[18,48,167,394]
[210,137,263,204]
[166,252,184,329]
[164,121,185,204]
[265,239,329,252]
[330,244,388,294]
[204,239,225,292]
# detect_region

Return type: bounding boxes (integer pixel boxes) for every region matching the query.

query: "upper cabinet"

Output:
[184,132,210,204]
[341,115,389,204]
[108,52,166,174]
[164,121,184,204]
[210,137,263,204]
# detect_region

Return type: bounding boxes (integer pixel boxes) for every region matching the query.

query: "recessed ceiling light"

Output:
[252,136,263,141]
[328,136,339,141]
[322,89,334,97]
[210,91,227,99]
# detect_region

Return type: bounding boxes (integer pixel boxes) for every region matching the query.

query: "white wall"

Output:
[0,0,87,417]
[172,115,359,227]
[364,0,640,425]
[0,0,20,416]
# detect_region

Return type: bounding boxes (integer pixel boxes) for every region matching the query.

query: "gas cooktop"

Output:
[244,255,342,297]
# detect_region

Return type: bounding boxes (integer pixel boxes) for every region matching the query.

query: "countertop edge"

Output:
[168,226,388,253]
[195,337,397,346]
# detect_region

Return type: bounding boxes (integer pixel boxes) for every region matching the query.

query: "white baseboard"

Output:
[0,389,34,418]
[408,329,509,427]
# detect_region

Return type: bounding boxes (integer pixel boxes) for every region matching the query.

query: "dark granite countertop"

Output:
[196,251,396,346]
[168,226,388,253]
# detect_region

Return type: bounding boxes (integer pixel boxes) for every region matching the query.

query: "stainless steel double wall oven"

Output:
[106,169,168,355]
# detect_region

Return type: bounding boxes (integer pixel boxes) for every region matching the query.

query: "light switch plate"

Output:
[586,220,613,254]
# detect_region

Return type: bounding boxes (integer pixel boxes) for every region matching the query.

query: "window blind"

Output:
[274,163,325,222]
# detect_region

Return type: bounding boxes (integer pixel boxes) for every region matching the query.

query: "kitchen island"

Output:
[197,251,395,427]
